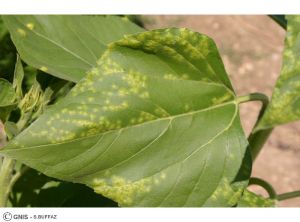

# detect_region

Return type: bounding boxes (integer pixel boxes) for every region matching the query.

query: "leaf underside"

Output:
[2,28,251,207]
[258,15,300,130]
[2,15,144,82]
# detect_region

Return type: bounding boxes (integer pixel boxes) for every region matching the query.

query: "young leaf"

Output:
[0,63,18,122]
[0,78,16,122]
[0,78,15,107]
[257,15,300,130]
[1,29,251,207]
[13,55,24,100]
[237,190,276,207]
[2,15,144,82]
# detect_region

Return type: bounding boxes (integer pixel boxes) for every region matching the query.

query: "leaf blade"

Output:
[2,29,251,207]
[257,15,300,130]
[2,15,144,82]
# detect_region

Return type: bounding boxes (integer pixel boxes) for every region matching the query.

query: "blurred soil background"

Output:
[143,15,300,207]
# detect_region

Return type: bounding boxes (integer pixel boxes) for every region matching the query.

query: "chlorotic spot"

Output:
[17,28,26,37]
[40,66,48,72]
[92,176,152,206]
[26,23,35,30]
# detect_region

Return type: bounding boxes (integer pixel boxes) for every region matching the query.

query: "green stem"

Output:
[249,177,277,199]
[0,157,15,207]
[16,112,32,132]
[0,115,30,207]
[236,93,269,114]
[237,93,272,160]
[277,190,300,201]
[248,128,273,160]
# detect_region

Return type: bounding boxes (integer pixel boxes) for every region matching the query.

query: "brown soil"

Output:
[143,15,300,207]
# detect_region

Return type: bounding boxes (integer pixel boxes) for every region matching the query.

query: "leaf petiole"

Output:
[236,93,272,160]
[277,190,300,201]
[236,92,269,114]
[248,177,277,200]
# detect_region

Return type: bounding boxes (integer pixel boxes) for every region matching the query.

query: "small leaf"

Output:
[13,55,24,100]
[237,190,276,207]
[4,121,18,140]
[0,78,16,107]
[2,29,251,207]
[3,15,144,82]
[0,78,17,123]
[257,15,300,130]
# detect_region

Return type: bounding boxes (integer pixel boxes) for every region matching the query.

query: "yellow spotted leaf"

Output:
[237,190,276,207]
[257,15,300,130]
[1,29,251,207]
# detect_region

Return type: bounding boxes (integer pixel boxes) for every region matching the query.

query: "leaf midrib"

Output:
[4,100,237,152]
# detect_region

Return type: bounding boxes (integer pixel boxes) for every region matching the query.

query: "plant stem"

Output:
[249,177,277,199]
[236,93,269,113]
[0,115,30,207]
[248,128,273,160]
[0,157,15,207]
[16,112,32,132]
[237,93,272,160]
[277,190,300,201]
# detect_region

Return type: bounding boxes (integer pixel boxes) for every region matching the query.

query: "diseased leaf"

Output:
[2,15,144,82]
[237,190,276,207]
[1,29,251,207]
[257,15,300,130]
[10,168,117,207]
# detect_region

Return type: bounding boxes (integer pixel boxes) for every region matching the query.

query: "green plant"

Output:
[0,15,299,207]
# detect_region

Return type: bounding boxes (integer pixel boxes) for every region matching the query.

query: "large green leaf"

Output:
[1,29,251,207]
[2,15,144,82]
[257,15,300,130]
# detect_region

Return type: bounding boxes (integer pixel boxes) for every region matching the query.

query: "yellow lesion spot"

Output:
[209,178,243,206]
[139,91,150,99]
[212,93,232,105]
[17,28,26,37]
[160,172,167,180]
[40,66,48,72]
[137,111,156,123]
[93,176,152,206]
[88,97,95,102]
[26,23,34,30]
[154,107,170,118]
[184,104,190,111]
[164,74,178,80]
